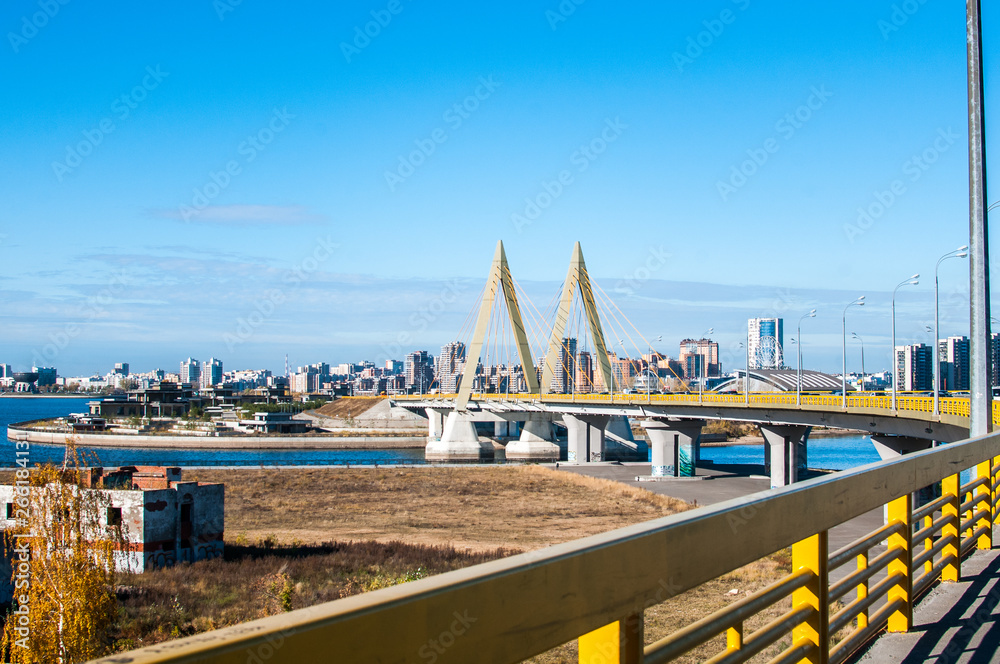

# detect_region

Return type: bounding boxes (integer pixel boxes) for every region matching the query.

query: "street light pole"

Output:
[891,275,920,411]
[700,328,713,403]
[934,247,969,416]
[852,333,866,394]
[843,297,865,408]
[797,309,816,407]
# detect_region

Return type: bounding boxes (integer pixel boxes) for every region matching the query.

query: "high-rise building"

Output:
[678,339,720,379]
[202,358,223,388]
[404,351,434,394]
[938,336,970,390]
[991,333,1000,388]
[895,344,933,391]
[551,338,577,393]
[180,358,201,386]
[32,366,57,387]
[114,363,129,376]
[437,342,466,393]
[575,351,593,394]
[385,359,404,375]
[748,318,784,369]
[0,365,12,379]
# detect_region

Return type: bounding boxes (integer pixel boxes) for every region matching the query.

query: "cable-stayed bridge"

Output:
[390,241,990,489]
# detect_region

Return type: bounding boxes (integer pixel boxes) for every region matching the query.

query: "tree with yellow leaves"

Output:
[1,441,127,663]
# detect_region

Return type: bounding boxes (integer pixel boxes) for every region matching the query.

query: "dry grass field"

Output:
[6,464,795,660]
[187,465,692,552]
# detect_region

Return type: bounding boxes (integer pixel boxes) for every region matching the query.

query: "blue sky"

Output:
[1,1,997,376]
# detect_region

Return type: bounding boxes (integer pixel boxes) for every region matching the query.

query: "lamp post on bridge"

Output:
[648,335,661,403]
[797,309,816,407]
[891,275,920,412]
[738,342,748,405]
[842,297,865,409]
[700,328,713,403]
[934,246,968,416]
[852,332,866,395]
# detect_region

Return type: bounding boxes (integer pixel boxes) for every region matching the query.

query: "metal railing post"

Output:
[887,493,913,632]
[726,622,743,655]
[943,474,962,582]
[579,612,643,664]
[856,552,869,630]
[792,531,829,664]
[977,459,994,549]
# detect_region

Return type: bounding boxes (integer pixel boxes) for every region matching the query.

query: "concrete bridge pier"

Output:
[494,420,519,439]
[425,408,445,441]
[563,414,611,463]
[871,435,938,510]
[870,435,934,460]
[604,416,648,462]
[505,415,559,462]
[425,411,493,462]
[760,425,811,489]
[641,419,704,477]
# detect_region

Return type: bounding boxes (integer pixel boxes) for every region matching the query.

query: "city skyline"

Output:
[2,3,997,375]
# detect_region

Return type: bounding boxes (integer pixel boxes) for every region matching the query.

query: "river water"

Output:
[1,397,882,470]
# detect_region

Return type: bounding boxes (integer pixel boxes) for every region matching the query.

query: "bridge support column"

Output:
[564,414,610,463]
[494,420,519,439]
[872,436,938,511]
[425,411,492,462]
[425,408,445,440]
[641,419,703,477]
[760,425,810,489]
[870,435,933,460]
[505,415,559,462]
[604,416,648,462]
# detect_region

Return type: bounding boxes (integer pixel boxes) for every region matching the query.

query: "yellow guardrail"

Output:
[93,429,1000,664]
[389,392,991,424]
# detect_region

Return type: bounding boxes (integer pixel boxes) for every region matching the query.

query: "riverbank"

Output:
[6,425,426,449]
[0,393,92,398]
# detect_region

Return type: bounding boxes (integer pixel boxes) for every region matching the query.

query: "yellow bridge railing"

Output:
[94,429,1000,664]
[385,391,990,424]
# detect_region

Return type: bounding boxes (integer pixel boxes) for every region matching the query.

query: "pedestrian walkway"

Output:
[856,544,1000,664]
[562,462,1000,663]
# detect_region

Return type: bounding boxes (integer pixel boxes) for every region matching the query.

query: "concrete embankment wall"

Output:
[6,424,426,450]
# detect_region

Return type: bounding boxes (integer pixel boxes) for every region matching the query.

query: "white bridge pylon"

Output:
[454,240,611,412]
[454,241,540,411]
[539,241,614,397]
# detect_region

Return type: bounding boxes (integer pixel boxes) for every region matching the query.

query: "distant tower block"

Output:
[748,317,784,370]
